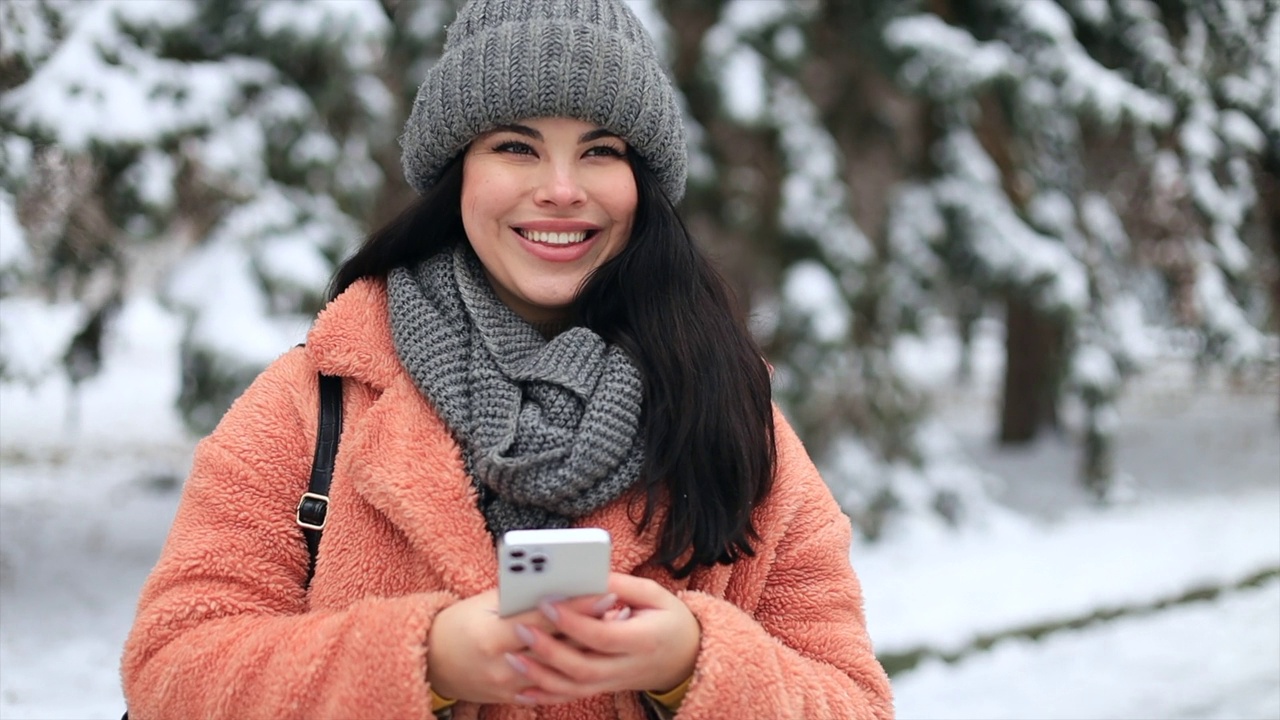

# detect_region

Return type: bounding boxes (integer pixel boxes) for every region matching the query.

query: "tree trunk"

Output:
[999,296,1062,443]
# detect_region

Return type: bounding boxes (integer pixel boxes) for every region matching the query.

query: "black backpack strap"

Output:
[295,373,343,584]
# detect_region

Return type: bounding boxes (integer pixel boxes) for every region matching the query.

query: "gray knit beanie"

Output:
[400,0,688,202]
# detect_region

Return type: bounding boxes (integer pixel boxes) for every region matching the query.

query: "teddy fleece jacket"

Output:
[120,278,895,720]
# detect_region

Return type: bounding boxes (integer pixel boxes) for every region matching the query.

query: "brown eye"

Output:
[584,145,624,158]
[495,141,536,155]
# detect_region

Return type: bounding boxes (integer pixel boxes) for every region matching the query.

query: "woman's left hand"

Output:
[506,572,700,705]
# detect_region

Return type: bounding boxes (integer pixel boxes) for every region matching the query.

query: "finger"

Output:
[506,606,560,642]
[517,622,619,689]
[544,592,618,619]
[601,605,632,622]
[604,572,674,608]
[539,600,632,655]
[516,649,626,700]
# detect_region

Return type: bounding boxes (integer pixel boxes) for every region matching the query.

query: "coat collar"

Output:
[306,278,404,391]
[307,277,668,597]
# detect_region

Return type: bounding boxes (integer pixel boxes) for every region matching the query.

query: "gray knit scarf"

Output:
[387,245,644,536]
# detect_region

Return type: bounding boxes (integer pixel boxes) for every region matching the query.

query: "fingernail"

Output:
[514,693,536,705]
[515,623,536,646]
[615,605,632,621]
[504,652,529,675]
[538,600,559,623]
[589,593,618,616]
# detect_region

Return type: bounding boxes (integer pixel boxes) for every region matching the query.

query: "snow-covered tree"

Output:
[882,0,1276,498]
[657,0,1276,539]
[2,0,1273,539]
[658,0,1004,540]
[1,0,459,432]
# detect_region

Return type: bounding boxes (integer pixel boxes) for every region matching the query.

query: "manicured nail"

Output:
[514,692,536,705]
[615,605,632,621]
[590,593,619,616]
[515,623,536,646]
[504,652,529,675]
[538,600,559,623]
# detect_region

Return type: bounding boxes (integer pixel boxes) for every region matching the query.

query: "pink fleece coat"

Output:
[121,279,893,720]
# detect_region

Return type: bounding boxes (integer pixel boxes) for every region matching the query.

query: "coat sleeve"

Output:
[120,348,458,720]
[670,412,894,720]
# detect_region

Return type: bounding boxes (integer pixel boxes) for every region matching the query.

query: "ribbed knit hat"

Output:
[400,0,688,202]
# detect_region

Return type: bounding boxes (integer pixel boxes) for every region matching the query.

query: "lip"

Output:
[511,225,601,263]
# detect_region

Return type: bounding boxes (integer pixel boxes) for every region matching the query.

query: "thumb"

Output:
[605,572,674,608]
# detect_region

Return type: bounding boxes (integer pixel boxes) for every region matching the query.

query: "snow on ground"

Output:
[858,485,1280,657]
[2,440,1275,720]
[892,577,1280,720]
[1,309,1277,718]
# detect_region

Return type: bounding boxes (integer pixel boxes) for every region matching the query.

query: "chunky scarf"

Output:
[387,245,645,536]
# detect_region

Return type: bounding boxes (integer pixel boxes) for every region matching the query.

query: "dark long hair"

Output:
[329,154,775,578]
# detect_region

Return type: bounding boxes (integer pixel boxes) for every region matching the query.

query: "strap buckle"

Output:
[296,492,330,530]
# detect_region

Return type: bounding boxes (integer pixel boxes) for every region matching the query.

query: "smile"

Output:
[516,229,597,246]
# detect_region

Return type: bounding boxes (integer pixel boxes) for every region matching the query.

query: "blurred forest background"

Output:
[1,0,1276,541]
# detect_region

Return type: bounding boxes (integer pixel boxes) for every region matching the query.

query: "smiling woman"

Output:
[461,118,637,324]
[118,0,893,718]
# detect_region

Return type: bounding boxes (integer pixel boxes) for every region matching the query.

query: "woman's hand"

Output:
[425,588,618,705]
[425,588,545,704]
[507,572,701,705]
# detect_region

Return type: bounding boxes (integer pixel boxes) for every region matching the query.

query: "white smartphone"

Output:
[497,527,612,617]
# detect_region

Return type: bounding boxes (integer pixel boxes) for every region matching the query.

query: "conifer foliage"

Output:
[1,0,458,431]
[1,0,1274,539]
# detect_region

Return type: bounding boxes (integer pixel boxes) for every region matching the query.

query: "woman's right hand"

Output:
[426,588,537,704]
[426,588,609,705]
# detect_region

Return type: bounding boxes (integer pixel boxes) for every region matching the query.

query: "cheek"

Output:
[461,182,497,235]
[608,179,638,238]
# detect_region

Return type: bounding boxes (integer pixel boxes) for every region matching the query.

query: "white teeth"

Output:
[521,229,589,245]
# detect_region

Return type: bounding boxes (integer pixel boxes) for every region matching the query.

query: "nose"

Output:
[532,159,587,207]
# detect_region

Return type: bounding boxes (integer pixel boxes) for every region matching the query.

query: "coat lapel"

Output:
[343,373,497,597]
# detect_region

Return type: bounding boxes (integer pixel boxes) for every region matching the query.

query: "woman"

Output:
[120,0,893,718]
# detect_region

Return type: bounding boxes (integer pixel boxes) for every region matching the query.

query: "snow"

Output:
[703,0,805,124]
[781,261,849,343]
[885,14,1020,98]
[0,192,30,272]
[0,298,83,383]
[256,0,389,42]
[892,578,1280,720]
[859,486,1280,656]
[122,150,177,211]
[1070,343,1120,390]
[0,294,187,453]
[932,130,1091,312]
[1193,260,1269,363]
[772,81,873,267]
[3,316,1277,719]
[1,2,277,151]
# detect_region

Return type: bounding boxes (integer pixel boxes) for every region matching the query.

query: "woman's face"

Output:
[460,116,637,324]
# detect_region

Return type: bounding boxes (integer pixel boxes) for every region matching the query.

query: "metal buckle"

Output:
[296,492,329,530]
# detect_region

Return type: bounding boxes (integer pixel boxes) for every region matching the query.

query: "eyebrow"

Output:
[488,124,621,143]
